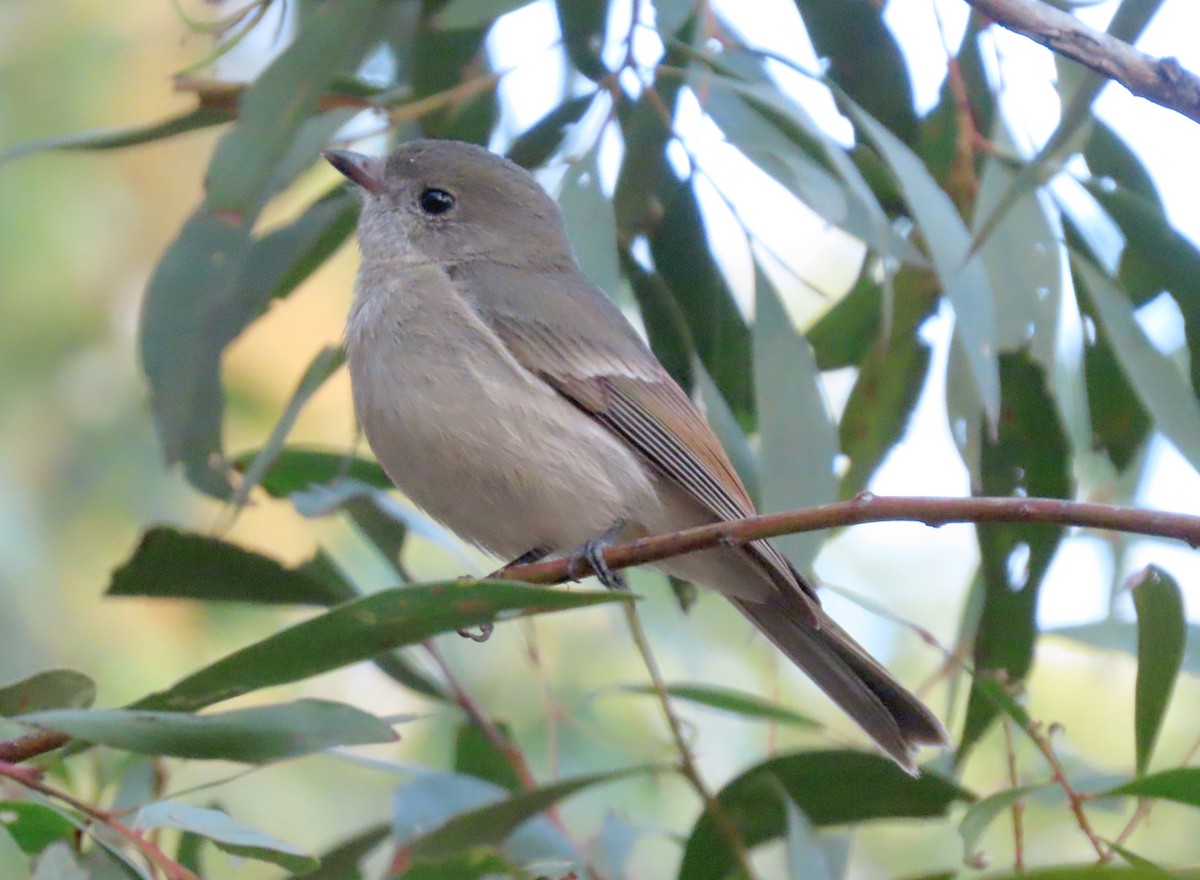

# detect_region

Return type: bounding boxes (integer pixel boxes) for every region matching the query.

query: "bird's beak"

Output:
[323,149,385,195]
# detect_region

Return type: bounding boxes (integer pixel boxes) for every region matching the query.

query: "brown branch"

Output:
[964,0,1200,125]
[0,729,68,764]
[500,494,1200,585]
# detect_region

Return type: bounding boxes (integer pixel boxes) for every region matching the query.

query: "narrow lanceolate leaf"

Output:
[0,107,232,163]
[618,683,821,728]
[559,146,620,300]
[1097,767,1200,809]
[108,527,352,606]
[455,721,523,792]
[19,700,398,763]
[0,670,96,716]
[507,94,598,169]
[959,353,1071,760]
[133,582,632,713]
[959,783,1054,862]
[556,0,610,80]
[678,751,970,880]
[233,446,392,497]
[408,767,652,861]
[204,0,381,215]
[1073,255,1200,475]
[135,802,318,874]
[754,274,838,571]
[843,97,1000,433]
[302,824,390,880]
[1131,566,1186,774]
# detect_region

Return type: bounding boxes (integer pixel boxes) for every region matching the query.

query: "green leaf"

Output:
[0,670,95,716]
[409,767,650,860]
[843,97,1000,432]
[134,802,317,873]
[649,182,754,419]
[1073,254,1200,475]
[507,94,597,169]
[1132,566,1186,774]
[411,7,497,143]
[204,0,381,215]
[959,353,1071,758]
[559,145,620,300]
[0,107,232,163]
[455,720,523,792]
[556,0,610,79]
[808,266,882,371]
[678,751,971,880]
[838,269,935,497]
[20,699,398,763]
[1085,121,1160,206]
[1050,620,1200,677]
[435,0,532,29]
[1097,767,1200,809]
[230,345,345,512]
[234,446,392,497]
[302,824,390,880]
[0,803,75,857]
[133,581,632,713]
[618,682,821,728]
[958,783,1053,862]
[754,273,837,569]
[794,0,916,144]
[108,527,349,606]
[619,248,696,392]
[392,771,574,865]
[694,360,760,503]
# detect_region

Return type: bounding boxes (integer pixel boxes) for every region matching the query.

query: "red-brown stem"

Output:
[1025,722,1110,862]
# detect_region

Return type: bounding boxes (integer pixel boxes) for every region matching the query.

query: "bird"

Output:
[324,138,947,771]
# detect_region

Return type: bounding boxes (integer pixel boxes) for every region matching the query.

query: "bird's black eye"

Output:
[418,188,456,216]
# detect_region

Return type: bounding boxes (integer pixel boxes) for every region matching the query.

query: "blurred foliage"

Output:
[2,0,1200,878]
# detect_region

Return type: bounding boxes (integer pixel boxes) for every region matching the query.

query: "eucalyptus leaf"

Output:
[135,802,318,873]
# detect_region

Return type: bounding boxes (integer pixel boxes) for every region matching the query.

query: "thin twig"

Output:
[501,494,1200,586]
[1000,717,1026,871]
[963,0,1200,125]
[619,602,758,880]
[1024,723,1110,862]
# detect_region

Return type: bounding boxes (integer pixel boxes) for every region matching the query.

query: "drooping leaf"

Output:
[506,94,598,169]
[560,145,621,300]
[1073,255,1200,475]
[807,265,883,371]
[617,683,821,728]
[301,824,390,880]
[0,803,76,856]
[134,802,318,873]
[412,2,497,144]
[132,582,632,713]
[754,273,838,569]
[678,751,970,880]
[1050,620,1200,677]
[1084,121,1160,206]
[959,353,1071,759]
[434,0,532,29]
[107,527,352,606]
[844,97,1000,432]
[1131,566,1186,774]
[19,700,399,763]
[0,670,96,716]
[619,248,696,392]
[958,783,1054,863]
[1097,767,1200,809]
[455,720,524,792]
[233,446,392,497]
[556,0,611,80]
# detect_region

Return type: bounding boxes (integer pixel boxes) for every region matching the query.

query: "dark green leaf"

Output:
[455,720,523,792]
[302,824,390,880]
[1085,122,1160,205]
[0,803,76,856]
[108,527,349,606]
[678,751,971,880]
[0,670,96,716]
[435,0,531,29]
[619,248,695,392]
[20,699,398,763]
[1104,839,1163,869]
[650,183,754,419]
[556,0,610,79]
[794,0,916,143]
[808,265,882,371]
[399,850,523,880]
[844,97,1000,431]
[1073,255,1200,474]
[134,802,317,873]
[1132,566,1186,774]
[1097,767,1200,808]
[409,767,649,860]
[235,446,391,497]
[618,683,821,728]
[0,107,231,163]
[204,0,381,214]
[507,94,597,169]
[959,353,1071,758]
[412,3,497,143]
[754,274,837,569]
[838,269,935,498]
[133,581,632,713]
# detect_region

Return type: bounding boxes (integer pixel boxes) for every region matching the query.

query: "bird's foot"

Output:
[567,520,628,591]
[457,546,553,642]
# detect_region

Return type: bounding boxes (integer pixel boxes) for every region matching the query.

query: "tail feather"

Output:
[733,596,947,773]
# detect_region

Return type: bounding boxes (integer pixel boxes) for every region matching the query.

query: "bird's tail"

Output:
[732,595,947,773]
